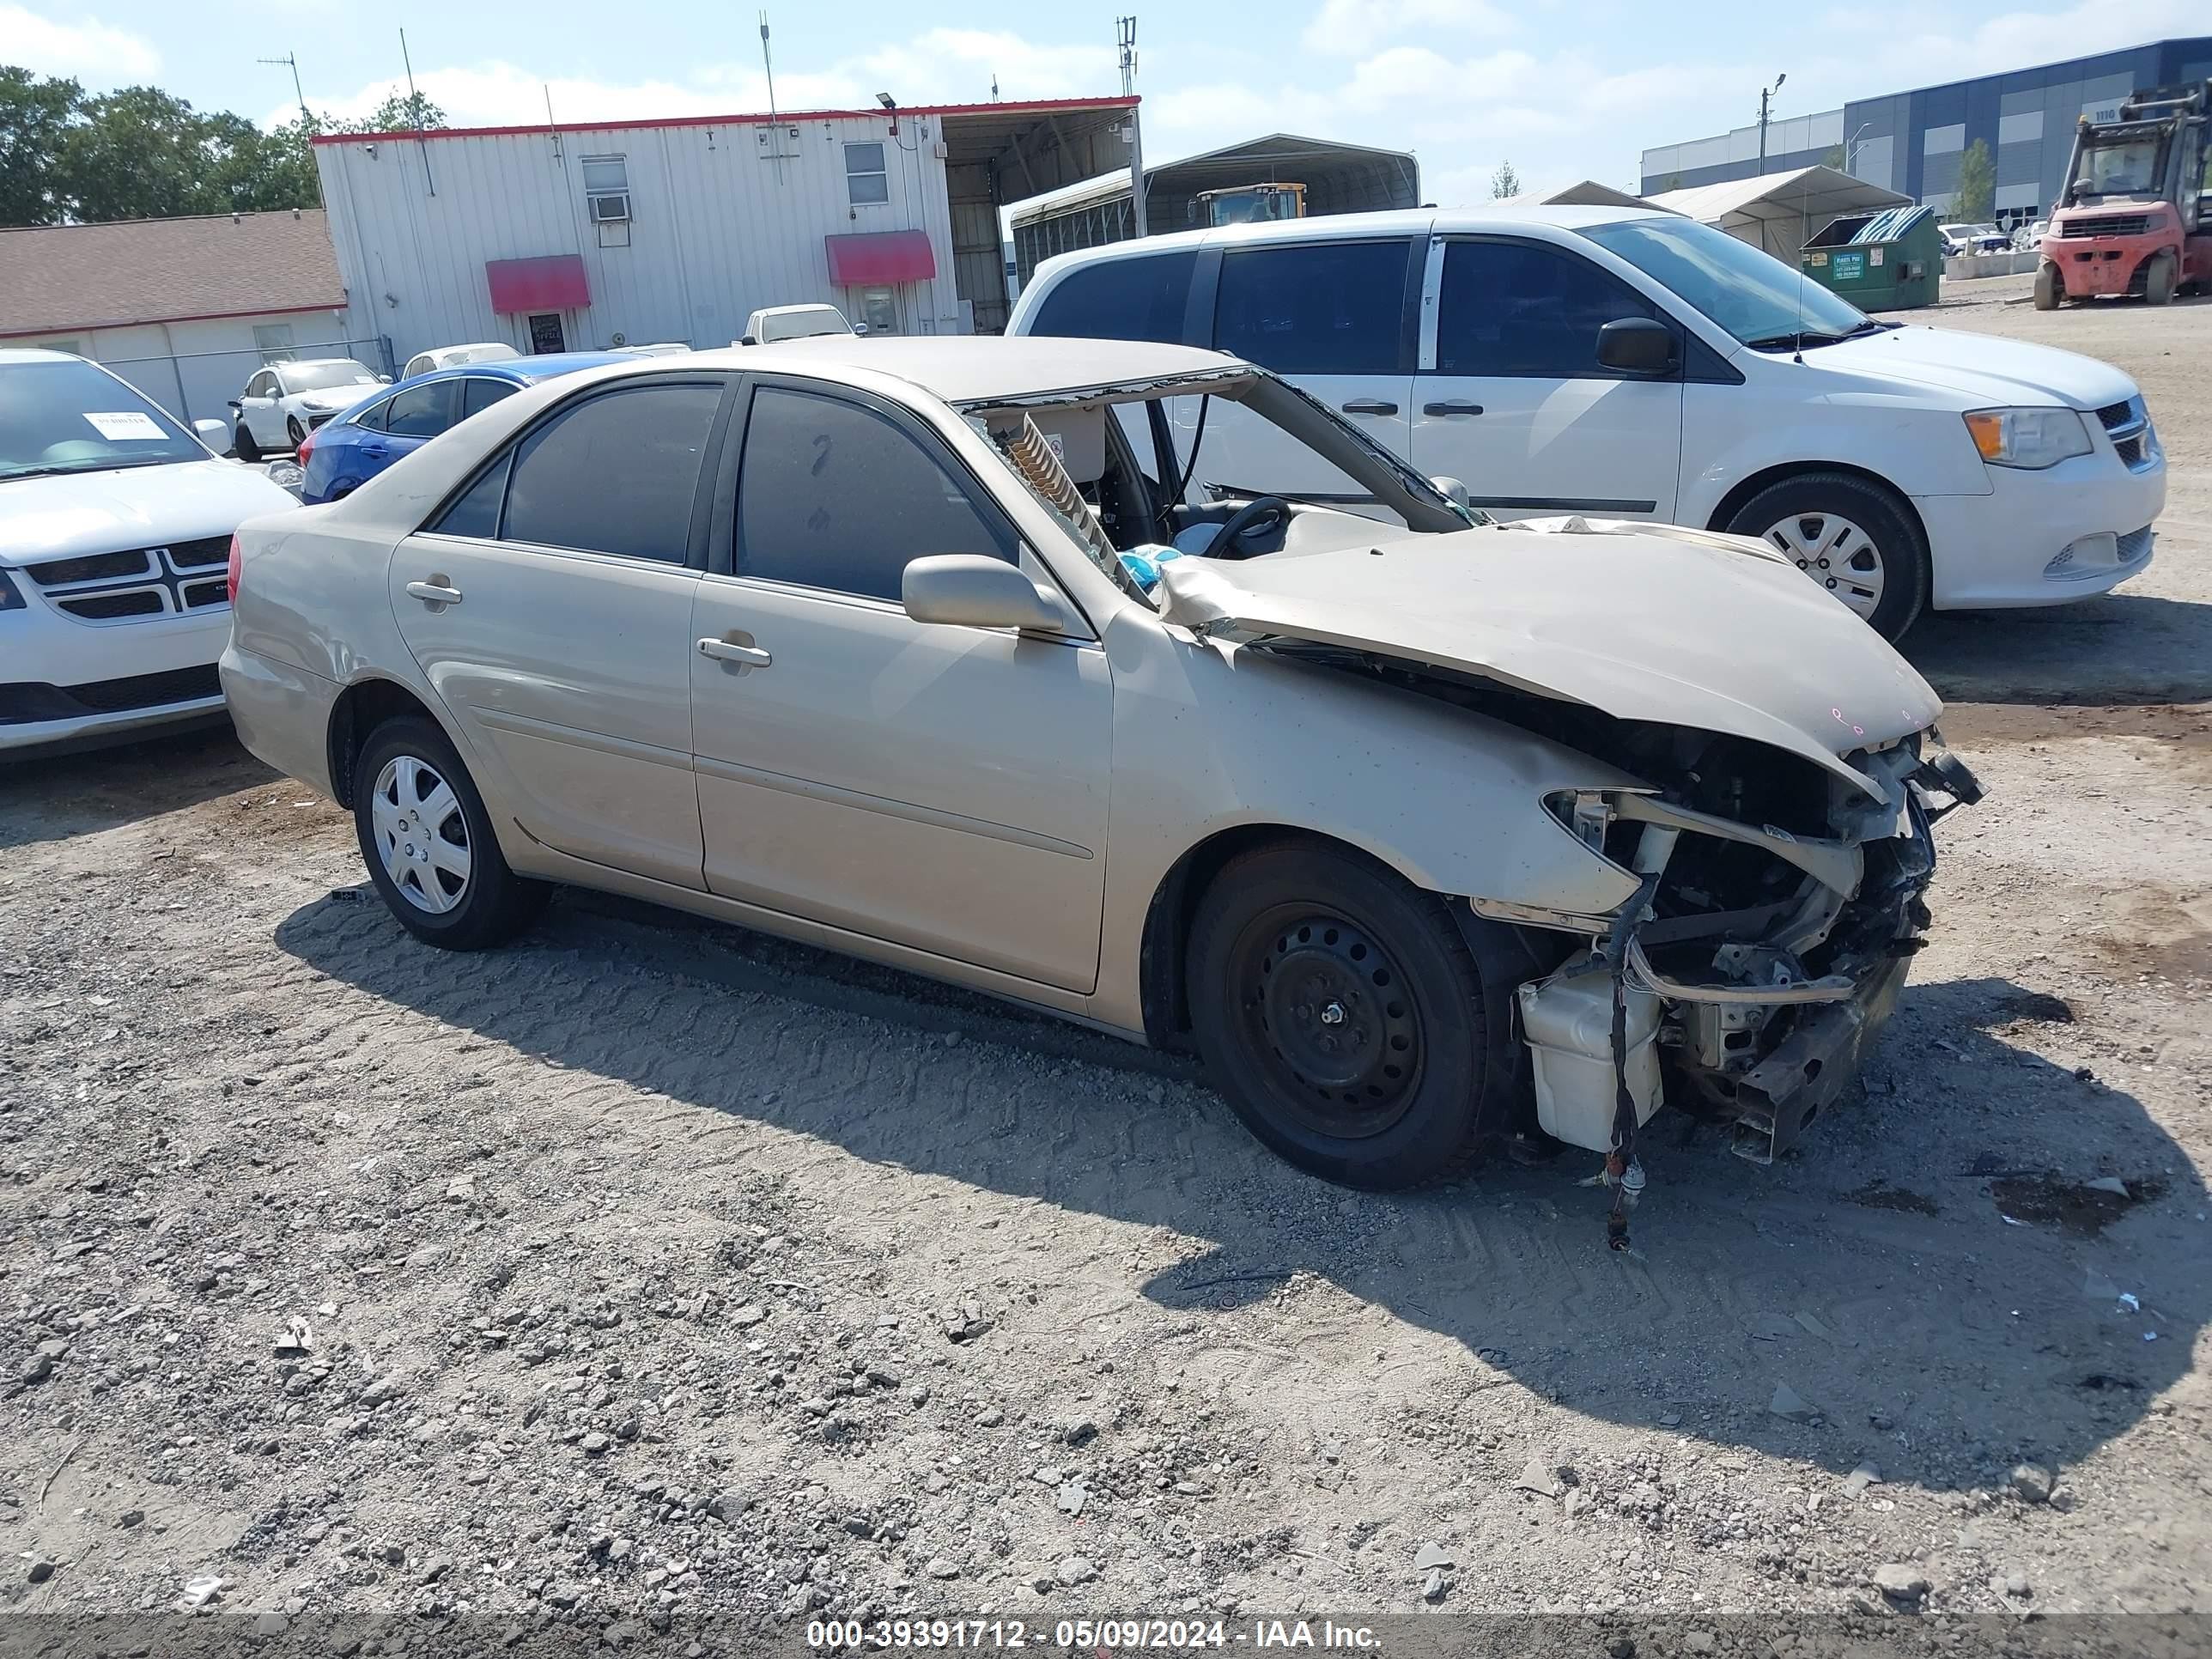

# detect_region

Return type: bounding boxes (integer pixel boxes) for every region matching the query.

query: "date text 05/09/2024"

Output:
[805,1619,1384,1650]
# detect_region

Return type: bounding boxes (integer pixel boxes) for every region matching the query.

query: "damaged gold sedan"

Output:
[222,338,1979,1240]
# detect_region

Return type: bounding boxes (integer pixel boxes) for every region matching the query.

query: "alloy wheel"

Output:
[1762,510,1886,620]
[369,754,472,914]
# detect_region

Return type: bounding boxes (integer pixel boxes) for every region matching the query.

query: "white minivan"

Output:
[1006,207,2165,639]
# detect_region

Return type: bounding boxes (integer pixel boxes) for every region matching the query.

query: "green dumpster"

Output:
[1800,205,1941,311]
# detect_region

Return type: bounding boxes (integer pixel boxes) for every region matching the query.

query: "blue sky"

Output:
[7,0,2203,202]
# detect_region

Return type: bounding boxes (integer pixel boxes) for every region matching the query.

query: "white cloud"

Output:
[1301,0,1515,56]
[2,3,159,83]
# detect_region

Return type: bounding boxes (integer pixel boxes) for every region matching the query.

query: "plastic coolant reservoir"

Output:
[1516,957,1663,1153]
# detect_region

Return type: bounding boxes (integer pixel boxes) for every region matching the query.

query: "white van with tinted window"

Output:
[1006,207,2165,640]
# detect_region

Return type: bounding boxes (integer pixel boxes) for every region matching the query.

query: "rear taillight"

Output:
[295,427,318,465]
[226,533,242,605]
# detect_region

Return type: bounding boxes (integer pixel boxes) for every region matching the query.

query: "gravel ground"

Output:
[3,285,2209,1642]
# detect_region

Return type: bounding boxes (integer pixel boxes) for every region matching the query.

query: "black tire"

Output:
[352,715,547,950]
[1724,471,1928,641]
[2033,263,2061,311]
[1186,842,1495,1190]
[287,415,308,450]
[234,421,261,463]
[2144,252,2178,307]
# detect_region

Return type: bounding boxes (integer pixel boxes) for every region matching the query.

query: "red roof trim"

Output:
[311,94,1138,147]
[0,300,345,339]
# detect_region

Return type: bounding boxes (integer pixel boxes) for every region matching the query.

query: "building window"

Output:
[253,323,296,363]
[581,155,630,223]
[844,142,890,206]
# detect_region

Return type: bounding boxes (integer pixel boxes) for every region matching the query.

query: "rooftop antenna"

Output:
[543,83,562,161]
[758,10,788,183]
[991,73,1000,101]
[399,27,435,196]
[258,52,312,126]
[1116,15,1138,97]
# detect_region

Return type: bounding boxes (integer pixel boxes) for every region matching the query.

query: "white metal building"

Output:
[312,97,1140,360]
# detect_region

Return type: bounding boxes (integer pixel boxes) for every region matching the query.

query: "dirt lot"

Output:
[4,285,2210,1642]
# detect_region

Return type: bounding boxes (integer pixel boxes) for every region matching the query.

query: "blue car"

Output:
[297,352,631,505]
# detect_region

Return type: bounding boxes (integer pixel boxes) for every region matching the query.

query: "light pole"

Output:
[1756,73,1787,175]
[1844,123,1872,174]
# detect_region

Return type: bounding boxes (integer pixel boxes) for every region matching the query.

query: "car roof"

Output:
[706,335,1243,404]
[0,347,86,365]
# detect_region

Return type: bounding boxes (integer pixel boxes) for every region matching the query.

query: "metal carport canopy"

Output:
[1640,165,1911,258]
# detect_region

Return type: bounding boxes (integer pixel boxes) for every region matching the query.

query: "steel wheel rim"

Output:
[369,754,472,915]
[1762,510,1886,619]
[1231,907,1424,1139]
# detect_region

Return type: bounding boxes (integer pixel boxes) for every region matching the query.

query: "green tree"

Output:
[0,66,83,226]
[58,86,234,221]
[337,89,447,132]
[1490,158,1521,198]
[1954,138,1996,221]
[1821,144,1845,169]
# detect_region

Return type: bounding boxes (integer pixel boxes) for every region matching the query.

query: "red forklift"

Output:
[2034,79,2211,308]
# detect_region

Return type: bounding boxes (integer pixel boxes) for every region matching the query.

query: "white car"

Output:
[740,303,854,344]
[2,349,298,755]
[400,343,520,380]
[230,358,387,460]
[1008,206,2165,640]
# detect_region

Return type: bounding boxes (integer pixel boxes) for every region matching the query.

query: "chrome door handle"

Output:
[698,637,773,668]
[1340,398,1400,415]
[404,580,463,605]
[1422,400,1485,416]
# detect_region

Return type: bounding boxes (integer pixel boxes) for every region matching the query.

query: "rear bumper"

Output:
[218,643,341,796]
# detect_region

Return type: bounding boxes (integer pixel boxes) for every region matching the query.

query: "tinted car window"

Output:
[502,382,720,563]
[352,398,390,433]
[384,381,455,438]
[737,386,1010,602]
[432,453,512,539]
[1212,240,1411,374]
[1437,240,1663,377]
[462,377,520,419]
[1030,251,1196,343]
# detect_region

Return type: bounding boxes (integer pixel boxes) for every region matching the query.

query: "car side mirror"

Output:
[191,418,230,447]
[1595,317,1676,374]
[902,555,1067,634]
[1429,475,1470,507]
[228,398,243,410]
[377,374,393,384]
[738,334,758,346]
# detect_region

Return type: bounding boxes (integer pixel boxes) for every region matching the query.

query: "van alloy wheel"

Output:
[1761,511,1885,621]
[369,754,472,915]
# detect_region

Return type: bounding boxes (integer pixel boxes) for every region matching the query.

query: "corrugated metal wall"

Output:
[315,114,964,362]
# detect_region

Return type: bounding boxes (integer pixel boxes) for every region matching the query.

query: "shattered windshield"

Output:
[962,369,1478,602]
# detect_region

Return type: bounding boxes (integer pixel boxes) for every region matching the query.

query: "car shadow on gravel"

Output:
[1905,592,2212,705]
[277,891,2207,1492]
[0,722,273,849]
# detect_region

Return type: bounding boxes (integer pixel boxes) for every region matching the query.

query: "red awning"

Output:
[824,230,937,287]
[486,254,590,314]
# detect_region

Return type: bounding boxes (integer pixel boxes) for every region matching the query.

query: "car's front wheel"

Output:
[1186,842,1494,1190]
[287,415,309,451]
[352,716,547,950]
[1726,471,1928,641]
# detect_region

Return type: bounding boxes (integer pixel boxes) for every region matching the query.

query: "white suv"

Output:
[2,349,298,756]
[1007,207,2165,639]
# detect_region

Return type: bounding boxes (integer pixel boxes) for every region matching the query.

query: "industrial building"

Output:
[1008,134,1419,283]
[0,210,368,425]
[1640,34,2212,225]
[310,96,1141,359]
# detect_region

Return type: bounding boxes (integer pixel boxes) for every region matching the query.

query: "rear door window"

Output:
[461,377,520,419]
[1436,240,1665,378]
[384,380,457,438]
[500,381,723,563]
[1030,251,1197,343]
[1212,240,1414,374]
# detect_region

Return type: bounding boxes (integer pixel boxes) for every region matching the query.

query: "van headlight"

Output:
[1964,406,2091,470]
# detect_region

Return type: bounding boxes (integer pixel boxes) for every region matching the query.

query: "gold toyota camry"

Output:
[221,337,1978,1227]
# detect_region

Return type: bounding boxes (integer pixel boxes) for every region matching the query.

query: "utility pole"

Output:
[1756,72,1787,175]
[400,27,434,196]
[1118,16,1146,236]
[258,52,312,126]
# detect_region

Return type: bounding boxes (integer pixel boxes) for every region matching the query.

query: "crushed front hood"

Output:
[1155,520,1942,798]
